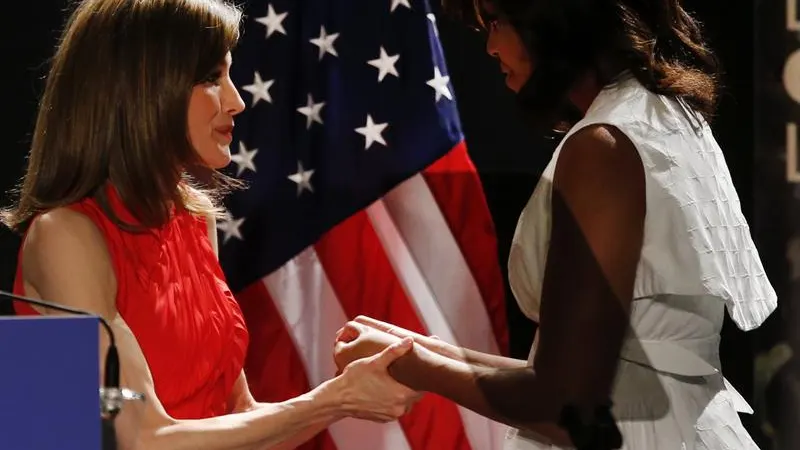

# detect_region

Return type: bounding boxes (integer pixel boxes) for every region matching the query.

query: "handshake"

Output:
[326,316,453,423]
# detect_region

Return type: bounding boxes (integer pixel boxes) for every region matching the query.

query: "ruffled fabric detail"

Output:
[65,186,248,419]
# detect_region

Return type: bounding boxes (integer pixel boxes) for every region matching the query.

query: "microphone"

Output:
[0,289,144,419]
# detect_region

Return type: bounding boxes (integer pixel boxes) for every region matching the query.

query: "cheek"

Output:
[507,34,533,75]
[187,91,221,143]
[188,90,221,130]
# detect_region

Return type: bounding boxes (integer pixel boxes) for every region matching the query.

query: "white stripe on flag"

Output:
[382,173,501,355]
[263,247,413,450]
[366,194,508,450]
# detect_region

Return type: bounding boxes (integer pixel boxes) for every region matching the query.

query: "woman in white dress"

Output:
[333,0,777,448]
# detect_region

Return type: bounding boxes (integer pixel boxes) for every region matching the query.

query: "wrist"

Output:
[311,377,354,420]
[387,344,437,391]
[430,339,467,363]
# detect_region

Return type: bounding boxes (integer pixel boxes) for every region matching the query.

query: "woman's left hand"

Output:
[333,321,403,374]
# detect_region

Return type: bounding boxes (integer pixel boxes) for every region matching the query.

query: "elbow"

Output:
[514,395,620,449]
[122,416,180,450]
[129,428,176,450]
[129,435,153,450]
[127,427,163,450]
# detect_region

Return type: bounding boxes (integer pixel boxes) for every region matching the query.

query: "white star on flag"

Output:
[255,4,288,38]
[367,47,400,82]
[426,66,453,102]
[288,161,315,196]
[217,211,245,244]
[356,115,389,150]
[296,94,325,129]
[242,72,274,106]
[390,0,412,12]
[231,142,258,176]
[310,26,339,60]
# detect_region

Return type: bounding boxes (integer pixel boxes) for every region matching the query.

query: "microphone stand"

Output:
[0,289,145,449]
[559,402,623,450]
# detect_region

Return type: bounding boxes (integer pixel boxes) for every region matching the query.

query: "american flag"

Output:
[218,0,509,448]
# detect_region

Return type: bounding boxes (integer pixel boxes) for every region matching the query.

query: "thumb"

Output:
[373,337,414,368]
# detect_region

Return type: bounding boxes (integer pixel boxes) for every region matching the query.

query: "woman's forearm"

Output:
[232,402,334,450]
[388,346,571,446]
[349,316,528,370]
[455,347,528,369]
[226,377,329,450]
[138,381,343,450]
[266,420,333,450]
[387,332,527,370]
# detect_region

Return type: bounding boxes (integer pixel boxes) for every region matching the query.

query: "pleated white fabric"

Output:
[505,74,776,449]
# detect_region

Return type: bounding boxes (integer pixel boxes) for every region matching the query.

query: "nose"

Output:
[224,79,246,116]
[485,27,500,58]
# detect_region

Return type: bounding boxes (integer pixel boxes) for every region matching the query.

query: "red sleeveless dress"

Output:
[13,187,250,419]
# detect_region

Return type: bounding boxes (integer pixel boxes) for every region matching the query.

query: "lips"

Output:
[214,125,234,144]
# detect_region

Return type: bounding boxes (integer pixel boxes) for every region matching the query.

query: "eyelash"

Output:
[203,71,222,86]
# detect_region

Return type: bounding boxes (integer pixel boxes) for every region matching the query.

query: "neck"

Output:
[567,56,630,115]
[567,71,604,115]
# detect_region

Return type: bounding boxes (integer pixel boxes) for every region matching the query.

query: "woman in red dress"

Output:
[2,0,419,448]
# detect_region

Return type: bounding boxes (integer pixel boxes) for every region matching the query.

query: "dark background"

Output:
[2,0,782,446]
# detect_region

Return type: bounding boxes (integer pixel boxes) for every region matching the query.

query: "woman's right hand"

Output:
[331,337,421,423]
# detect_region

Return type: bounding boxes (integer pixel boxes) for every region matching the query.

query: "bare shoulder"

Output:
[557,124,642,179]
[554,123,645,207]
[22,207,117,316]
[25,207,108,258]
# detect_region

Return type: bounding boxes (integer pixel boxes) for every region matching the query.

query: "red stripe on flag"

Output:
[235,281,338,450]
[315,210,473,450]
[423,141,509,355]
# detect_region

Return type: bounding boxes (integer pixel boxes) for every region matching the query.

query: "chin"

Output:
[505,77,524,93]
[210,157,232,170]
[201,148,232,170]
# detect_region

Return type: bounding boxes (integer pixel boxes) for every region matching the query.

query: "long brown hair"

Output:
[2,0,244,233]
[444,0,721,130]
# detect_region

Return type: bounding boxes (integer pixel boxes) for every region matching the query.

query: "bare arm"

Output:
[25,209,416,450]
[443,347,527,370]
[341,124,646,445]
[349,317,527,370]
[225,372,337,450]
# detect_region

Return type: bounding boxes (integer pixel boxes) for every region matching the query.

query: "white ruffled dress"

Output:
[505,75,777,450]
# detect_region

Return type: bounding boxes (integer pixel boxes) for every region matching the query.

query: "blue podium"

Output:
[0,315,101,450]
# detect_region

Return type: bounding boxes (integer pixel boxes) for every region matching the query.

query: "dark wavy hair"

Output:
[444,0,721,131]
